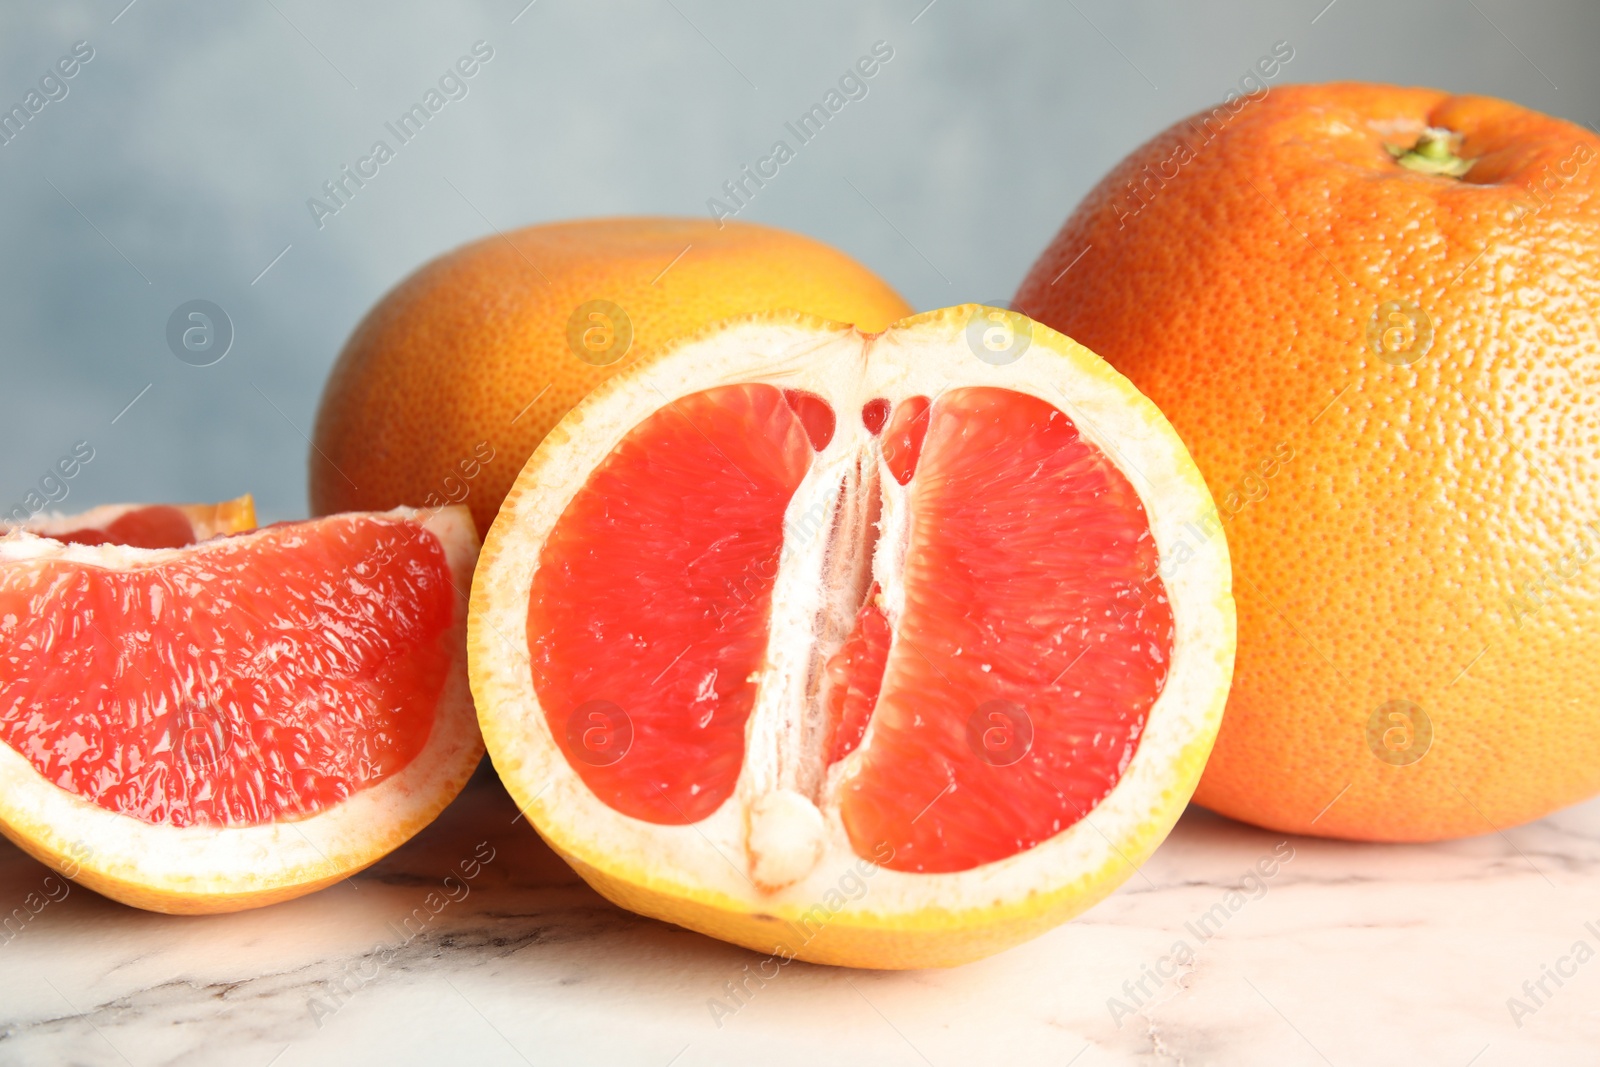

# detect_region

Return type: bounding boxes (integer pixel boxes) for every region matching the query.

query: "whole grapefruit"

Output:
[1016,82,1600,841]
[311,217,912,534]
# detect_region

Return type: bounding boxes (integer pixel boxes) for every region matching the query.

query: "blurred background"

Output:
[0,0,1593,522]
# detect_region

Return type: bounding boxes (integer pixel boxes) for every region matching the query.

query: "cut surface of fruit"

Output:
[471,308,1233,967]
[11,495,257,548]
[526,383,1172,874]
[0,506,482,913]
[840,386,1173,874]
[527,384,810,826]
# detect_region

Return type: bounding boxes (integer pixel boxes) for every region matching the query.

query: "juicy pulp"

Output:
[526,382,1173,873]
[0,515,454,827]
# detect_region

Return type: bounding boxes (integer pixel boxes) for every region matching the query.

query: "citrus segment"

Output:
[527,385,811,824]
[0,515,452,827]
[882,395,930,486]
[782,389,837,452]
[860,397,890,436]
[839,387,1172,873]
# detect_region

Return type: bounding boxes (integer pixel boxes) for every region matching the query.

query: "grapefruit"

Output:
[0,505,482,912]
[309,217,913,534]
[470,307,1235,967]
[12,495,257,548]
[1015,83,1600,840]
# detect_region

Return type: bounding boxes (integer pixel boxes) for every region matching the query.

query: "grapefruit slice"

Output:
[0,505,482,913]
[471,307,1234,968]
[11,495,257,548]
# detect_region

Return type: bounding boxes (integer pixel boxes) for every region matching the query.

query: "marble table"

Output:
[2,761,1597,1067]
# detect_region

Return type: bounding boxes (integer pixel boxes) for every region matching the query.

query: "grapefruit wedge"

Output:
[0,506,482,913]
[471,307,1235,968]
[11,494,257,547]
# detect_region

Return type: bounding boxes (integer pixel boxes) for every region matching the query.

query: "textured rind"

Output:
[1016,82,1600,841]
[0,506,484,914]
[470,306,1235,969]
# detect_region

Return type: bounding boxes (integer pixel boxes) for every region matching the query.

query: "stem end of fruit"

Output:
[1388,127,1474,178]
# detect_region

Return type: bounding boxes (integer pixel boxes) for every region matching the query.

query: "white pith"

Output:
[0,506,483,906]
[474,308,1233,921]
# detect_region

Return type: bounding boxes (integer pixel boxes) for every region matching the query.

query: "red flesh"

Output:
[0,516,453,826]
[529,384,1172,872]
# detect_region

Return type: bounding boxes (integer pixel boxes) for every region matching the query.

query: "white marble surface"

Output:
[3,760,1598,1067]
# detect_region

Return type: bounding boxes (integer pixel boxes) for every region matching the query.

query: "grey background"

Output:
[0,0,1592,523]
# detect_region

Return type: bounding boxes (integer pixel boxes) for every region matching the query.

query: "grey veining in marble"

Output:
[3,760,1599,1067]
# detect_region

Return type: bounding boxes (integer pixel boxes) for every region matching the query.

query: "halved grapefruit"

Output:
[471,307,1235,968]
[0,505,482,913]
[11,495,257,547]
